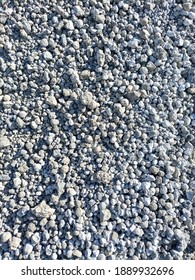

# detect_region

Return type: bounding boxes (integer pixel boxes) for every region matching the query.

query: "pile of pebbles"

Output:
[0,0,195,260]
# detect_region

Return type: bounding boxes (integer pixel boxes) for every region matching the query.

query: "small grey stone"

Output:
[28,223,36,232]
[66,250,73,258]
[60,34,67,47]
[46,95,58,106]
[128,38,139,48]
[147,61,156,71]
[182,2,192,11]
[1,232,12,243]
[17,205,30,217]
[68,69,81,86]
[100,209,111,222]
[80,70,91,79]
[80,91,99,110]
[140,17,149,26]
[16,117,25,128]
[74,6,84,17]
[13,177,22,188]
[134,227,144,236]
[61,165,69,174]
[150,166,159,175]
[0,13,8,24]
[187,87,195,94]
[111,231,119,241]
[51,253,58,260]
[55,6,66,17]
[32,201,55,218]
[96,170,113,184]
[66,20,74,30]
[0,136,10,148]
[95,14,105,23]
[98,254,106,260]
[126,91,141,101]
[174,229,188,241]
[43,51,53,61]
[114,103,125,115]
[9,236,21,250]
[31,233,41,244]
[0,182,4,191]
[40,38,48,47]
[76,207,84,218]
[0,174,10,181]
[139,29,150,40]
[97,49,105,66]
[149,202,158,211]
[73,249,82,258]
[24,243,33,255]
[67,188,77,196]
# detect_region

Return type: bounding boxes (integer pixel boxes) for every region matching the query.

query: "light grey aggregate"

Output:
[0,0,194,261]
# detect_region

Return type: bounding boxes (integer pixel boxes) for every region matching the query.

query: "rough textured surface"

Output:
[32,201,55,219]
[0,0,194,260]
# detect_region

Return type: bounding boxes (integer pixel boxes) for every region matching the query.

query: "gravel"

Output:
[1,232,12,243]
[0,135,10,148]
[0,0,194,260]
[9,236,21,251]
[32,201,55,219]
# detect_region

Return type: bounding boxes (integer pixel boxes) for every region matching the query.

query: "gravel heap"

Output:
[0,0,195,260]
